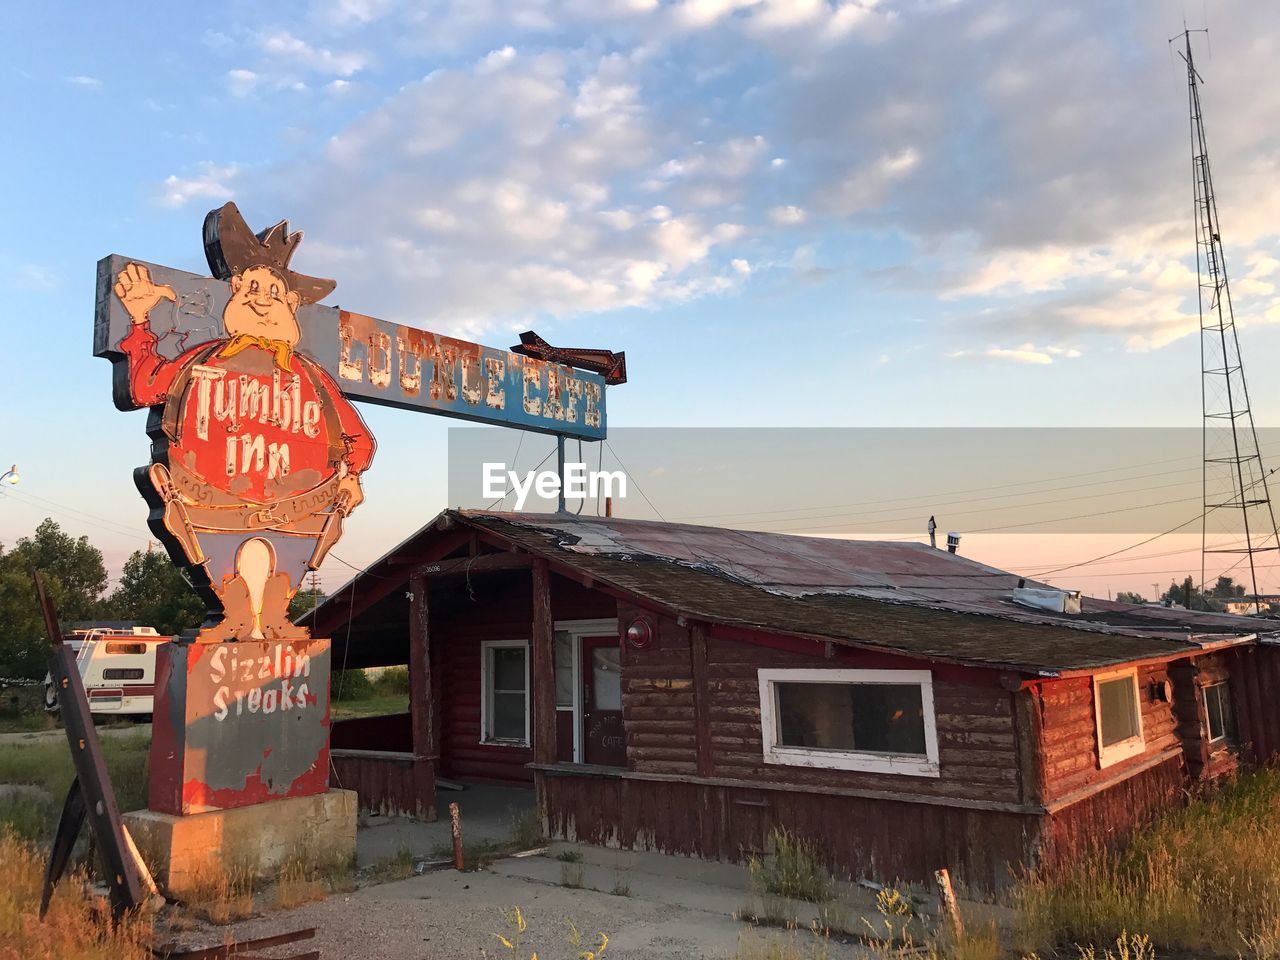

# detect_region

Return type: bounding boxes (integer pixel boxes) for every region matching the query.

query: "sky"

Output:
[4,0,1280,602]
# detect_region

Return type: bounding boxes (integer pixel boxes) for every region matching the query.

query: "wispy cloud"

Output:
[159,162,240,208]
[64,75,100,88]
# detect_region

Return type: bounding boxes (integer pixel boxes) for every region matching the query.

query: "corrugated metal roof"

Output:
[457,511,1275,673]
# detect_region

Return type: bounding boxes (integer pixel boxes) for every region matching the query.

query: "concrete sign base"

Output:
[124,789,357,899]
[149,637,332,815]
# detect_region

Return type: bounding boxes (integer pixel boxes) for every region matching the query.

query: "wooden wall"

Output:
[330,751,434,819]
[1169,652,1240,781]
[616,605,1024,804]
[436,570,614,784]
[1035,662,1180,805]
[1223,644,1280,766]
[542,768,1037,893]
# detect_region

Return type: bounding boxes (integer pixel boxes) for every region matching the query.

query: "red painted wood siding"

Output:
[1038,662,1180,805]
[436,572,614,784]
[617,606,1023,804]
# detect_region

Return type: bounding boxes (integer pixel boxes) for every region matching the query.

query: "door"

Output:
[581,636,625,767]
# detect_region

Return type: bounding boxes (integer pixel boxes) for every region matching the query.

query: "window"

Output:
[103,668,144,681]
[554,630,574,709]
[757,669,939,776]
[481,640,529,745]
[1204,681,1236,744]
[1093,668,1144,768]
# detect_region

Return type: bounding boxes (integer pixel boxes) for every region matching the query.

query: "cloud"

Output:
[65,75,101,88]
[769,204,806,225]
[259,31,367,77]
[159,162,240,208]
[226,69,259,97]
[170,2,1280,358]
[949,342,1080,366]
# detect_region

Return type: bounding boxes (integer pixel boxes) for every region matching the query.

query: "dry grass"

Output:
[750,829,835,904]
[1014,766,1280,958]
[735,926,831,960]
[0,829,153,960]
[368,846,415,884]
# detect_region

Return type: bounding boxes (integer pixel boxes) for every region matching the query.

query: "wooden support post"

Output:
[531,558,556,766]
[449,801,464,871]
[409,574,436,820]
[689,621,713,778]
[934,868,964,941]
[1012,686,1046,807]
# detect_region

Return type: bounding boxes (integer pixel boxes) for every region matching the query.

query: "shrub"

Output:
[373,666,410,696]
[332,669,375,701]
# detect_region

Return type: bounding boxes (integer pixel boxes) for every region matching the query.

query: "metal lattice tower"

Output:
[1177,29,1280,609]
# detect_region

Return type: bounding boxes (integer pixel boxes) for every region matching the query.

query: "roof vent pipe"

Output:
[928,515,937,549]
[947,532,961,554]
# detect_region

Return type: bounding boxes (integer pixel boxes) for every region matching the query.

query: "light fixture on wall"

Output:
[625,617,653,650]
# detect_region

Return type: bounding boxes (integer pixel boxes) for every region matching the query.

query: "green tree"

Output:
[103,549,206,637]
[1160,575,1225,613]
[288,586,327,624]
[1209,575,1247,599]
[1115,591,1147,605]
[0,518,108,678]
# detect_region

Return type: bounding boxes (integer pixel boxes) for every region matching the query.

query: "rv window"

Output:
[1094,669,1145,768]
[103,668,144,681]
[1204,681,1236,744]
[481,640,529,745]
[105,642,147,655]
[757,669,939,776]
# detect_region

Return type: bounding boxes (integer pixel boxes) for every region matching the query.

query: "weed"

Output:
[430,837,501,871]
[0,733,149,818]
[0,789,55,840]
[489,908,608,960]
[181,859,257,925]
[560,861,586,889]
[508,806,543,850]
[0,829,153,960]
[556,848,583,863]
[610,873,631,897]
[751,829,834,904]
[1013,766,1280,957]
[734,925,830,960]
[368,846,415,884]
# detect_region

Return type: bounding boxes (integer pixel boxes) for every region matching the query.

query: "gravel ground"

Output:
[188,865,871,960]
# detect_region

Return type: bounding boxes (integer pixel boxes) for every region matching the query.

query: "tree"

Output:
[1115,591,1147,605]
[103,549,206,637]
[288,586,327,625]
[0,518,108,679]
[1160,576,1225,613]
[1208,576,1247,600]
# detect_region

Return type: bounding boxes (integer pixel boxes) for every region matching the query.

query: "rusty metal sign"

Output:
[149,638,331,814]
[94,203,613,640]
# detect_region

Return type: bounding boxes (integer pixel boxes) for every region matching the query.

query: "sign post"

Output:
[98,202,619,895]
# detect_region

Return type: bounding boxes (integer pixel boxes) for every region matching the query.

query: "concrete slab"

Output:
[126,788,357,899]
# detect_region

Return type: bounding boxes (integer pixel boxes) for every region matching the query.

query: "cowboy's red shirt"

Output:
[120,324,374,504]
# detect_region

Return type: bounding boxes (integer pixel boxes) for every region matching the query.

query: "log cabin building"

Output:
[313,510,1280,892]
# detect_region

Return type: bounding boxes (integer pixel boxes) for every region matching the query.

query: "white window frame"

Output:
[554,618,619,763]
[480,639,531,747]
[1203,680,1232,745]
[1093,667,1145,769]
[757,668,940,778]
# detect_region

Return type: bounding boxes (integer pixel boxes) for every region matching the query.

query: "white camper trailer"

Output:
[44,626,166,717]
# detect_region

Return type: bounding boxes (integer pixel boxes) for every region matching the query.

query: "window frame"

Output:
[479,639,531,747]
[1093,667,1145,769]
[1203,679,1234,745]
[757,668,940,777]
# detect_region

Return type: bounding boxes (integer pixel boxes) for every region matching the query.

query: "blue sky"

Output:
[4,0,1280,598]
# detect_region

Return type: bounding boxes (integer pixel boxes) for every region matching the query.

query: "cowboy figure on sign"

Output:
[114,202,374,643]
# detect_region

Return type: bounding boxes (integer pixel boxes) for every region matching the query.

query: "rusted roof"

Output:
[453,511,1275,674]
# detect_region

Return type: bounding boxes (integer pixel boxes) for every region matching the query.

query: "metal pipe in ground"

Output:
[934,868,964,940]
[449,802,464,871]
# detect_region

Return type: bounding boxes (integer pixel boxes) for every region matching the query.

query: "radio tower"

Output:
[1177,29,1280,612]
